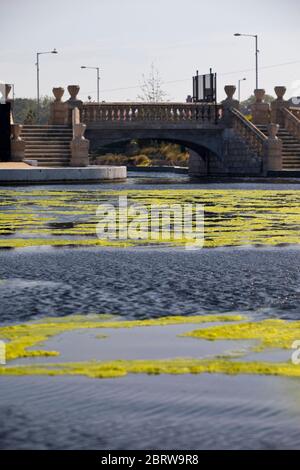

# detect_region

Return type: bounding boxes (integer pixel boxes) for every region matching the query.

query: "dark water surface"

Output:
[1,174,300,449]
[0,247,300,323]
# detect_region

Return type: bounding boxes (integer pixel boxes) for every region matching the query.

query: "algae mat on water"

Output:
[1,189,300,248]
[1,314,300,379]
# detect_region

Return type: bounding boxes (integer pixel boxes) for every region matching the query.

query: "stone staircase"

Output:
[256,125,300,170]
[21,125,72,167]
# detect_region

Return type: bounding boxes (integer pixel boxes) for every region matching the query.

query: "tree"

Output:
[240,94,275,114]
[12,96,52,124]
[137,63,168,102]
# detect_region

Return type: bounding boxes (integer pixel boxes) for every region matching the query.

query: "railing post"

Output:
[263,123,282,174]
[66,85,83,125]
[49,87,68,125]
[221,85,240,127]
[70,107,90,167]
[271,86,288,126]
[251,89,270,125]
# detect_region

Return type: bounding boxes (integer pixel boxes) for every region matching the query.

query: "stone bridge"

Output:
[81,102,224,161]
[79,98,265,176]
[10,84,300,175]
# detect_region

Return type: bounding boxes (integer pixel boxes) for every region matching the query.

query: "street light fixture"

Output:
[234,33,259,89]
[36,48,58,122]
[81,66,100,103]
[238,77,247,102]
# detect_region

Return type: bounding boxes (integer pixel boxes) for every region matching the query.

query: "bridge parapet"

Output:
[81,102,223,127]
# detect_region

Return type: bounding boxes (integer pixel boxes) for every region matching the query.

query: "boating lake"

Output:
[1,171,300,449]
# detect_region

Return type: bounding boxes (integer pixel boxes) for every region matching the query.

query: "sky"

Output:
[1,0,300,102]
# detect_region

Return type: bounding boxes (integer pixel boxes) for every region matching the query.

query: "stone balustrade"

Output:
[289,107,300,121]
[230,107,267,157]
[81,102,222,124]
[282,107,300,141]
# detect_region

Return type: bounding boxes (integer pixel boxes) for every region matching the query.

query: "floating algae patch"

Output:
[1,314,300,379]
[0,314,245,361]
[183,319,300,352]
[2,358,300,379]
[1,188,300,248]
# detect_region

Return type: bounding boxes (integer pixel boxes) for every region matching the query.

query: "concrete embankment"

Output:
[0,164,127,185]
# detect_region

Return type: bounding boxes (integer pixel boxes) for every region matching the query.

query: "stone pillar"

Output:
[271,86,288,125]
[221,85,240,127]
[70,122,90,167]
[4,84,15,124]
[65,85,82,125]
[49,87,68,125]
[11,124,25,161]
[5,84,12,101]
[251,89,270,125]
[263,123,282,173]
[188,150,208,176]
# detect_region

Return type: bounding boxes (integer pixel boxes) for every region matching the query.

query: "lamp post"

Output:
[36,49,58,122]
[238,77,246,102]
[234,33,259,89]
[81,66,100,103]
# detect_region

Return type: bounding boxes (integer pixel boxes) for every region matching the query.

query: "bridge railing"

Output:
[81,102,223,124]
[289,106,300,120]
[282,107,300,141]
[230,107,267,157]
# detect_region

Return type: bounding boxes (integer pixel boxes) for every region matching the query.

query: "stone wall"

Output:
[189,128,262,177]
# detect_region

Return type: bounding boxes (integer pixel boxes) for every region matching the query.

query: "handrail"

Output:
[80,102,223,124]
[282,107,300,141]
[230,107,267,157]
[289,106,300,120]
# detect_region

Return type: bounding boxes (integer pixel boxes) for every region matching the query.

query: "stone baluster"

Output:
[271,86,288,126]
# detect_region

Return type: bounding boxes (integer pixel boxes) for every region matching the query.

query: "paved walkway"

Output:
[0,162,31,169]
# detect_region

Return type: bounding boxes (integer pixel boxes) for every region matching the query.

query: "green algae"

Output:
[1,188,300,248]
[1,358,300,379]
[2,314,300,380]
[182,319,300,351]
[0,314,245,361]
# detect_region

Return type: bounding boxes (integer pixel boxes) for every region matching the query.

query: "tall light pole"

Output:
[36,48,58,122]
[81,66,100,102]
[238,77,246,102]
[234,33,259,89]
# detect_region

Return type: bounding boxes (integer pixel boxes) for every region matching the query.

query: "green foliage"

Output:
[240,94,275,114]
[93,140,189,167]
[12,96,52,124]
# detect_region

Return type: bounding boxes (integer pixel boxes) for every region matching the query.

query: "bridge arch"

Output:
[86,129,225,165]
